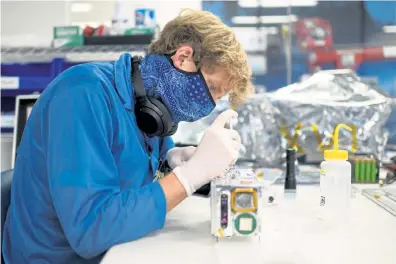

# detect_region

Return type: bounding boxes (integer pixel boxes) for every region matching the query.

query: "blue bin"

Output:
[1,61,58,90]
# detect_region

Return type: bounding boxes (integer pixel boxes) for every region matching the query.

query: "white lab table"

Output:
[101,185,396,264]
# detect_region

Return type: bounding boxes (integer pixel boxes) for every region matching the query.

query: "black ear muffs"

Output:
[167,123,178,136]
[134,96,174,137]
[131,56,178,137]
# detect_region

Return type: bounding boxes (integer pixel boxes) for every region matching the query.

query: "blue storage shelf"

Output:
[1,45,147,92]
[1,58,58,91]
[1,89,43,97]
[1,45,148,131]
[1,127,13,134]
[2,62,54,77]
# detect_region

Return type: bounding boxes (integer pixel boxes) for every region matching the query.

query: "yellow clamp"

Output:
[312,123,333,151]
[312,123,357,152]
[280,122,305,154]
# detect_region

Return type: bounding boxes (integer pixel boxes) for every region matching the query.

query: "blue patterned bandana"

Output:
[139,54,216,123]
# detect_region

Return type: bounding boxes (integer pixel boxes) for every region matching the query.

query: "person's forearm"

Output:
[158,172,188,212]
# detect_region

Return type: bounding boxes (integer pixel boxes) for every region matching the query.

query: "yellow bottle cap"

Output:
[324,124,352,160]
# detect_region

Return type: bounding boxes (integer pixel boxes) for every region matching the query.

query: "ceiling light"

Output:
[71,3,92,13]
[232,15,298,24]
[238,0,318,8]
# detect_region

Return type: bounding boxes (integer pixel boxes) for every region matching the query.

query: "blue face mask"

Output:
[139,54,216,123]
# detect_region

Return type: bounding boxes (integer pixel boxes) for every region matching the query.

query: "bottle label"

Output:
[320,196,325,206]
[320,169,325,206]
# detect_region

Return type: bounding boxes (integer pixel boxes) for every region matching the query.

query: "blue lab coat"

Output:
[2,53,174,263]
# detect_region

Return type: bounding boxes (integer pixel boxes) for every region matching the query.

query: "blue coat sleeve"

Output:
[159,136,175,161]
[44,85,167,259]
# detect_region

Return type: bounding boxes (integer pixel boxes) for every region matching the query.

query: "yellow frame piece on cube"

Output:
[231,188,258,213]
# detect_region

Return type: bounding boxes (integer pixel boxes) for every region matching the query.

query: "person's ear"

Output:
[171,46,197,72]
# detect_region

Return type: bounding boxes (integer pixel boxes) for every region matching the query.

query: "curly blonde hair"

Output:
[148,9,253,108]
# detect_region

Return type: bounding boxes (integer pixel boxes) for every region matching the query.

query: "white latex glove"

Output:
[166,146,196,169]
[173,110,241,196]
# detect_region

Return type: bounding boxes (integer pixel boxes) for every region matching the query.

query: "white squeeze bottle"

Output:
[320,124,352,227]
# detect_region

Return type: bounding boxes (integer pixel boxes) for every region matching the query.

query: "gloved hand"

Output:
[166,146,196,169]
[173,109,241,196]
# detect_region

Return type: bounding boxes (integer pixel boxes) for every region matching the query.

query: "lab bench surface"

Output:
[101,185,396,264]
